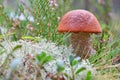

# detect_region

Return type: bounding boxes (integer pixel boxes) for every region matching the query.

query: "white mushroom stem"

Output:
[71,32,95,59]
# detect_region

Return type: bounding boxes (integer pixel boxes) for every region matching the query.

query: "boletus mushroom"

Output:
[58,10,102,59]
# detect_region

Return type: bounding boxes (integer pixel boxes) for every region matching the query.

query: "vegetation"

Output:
[0,0,120,80]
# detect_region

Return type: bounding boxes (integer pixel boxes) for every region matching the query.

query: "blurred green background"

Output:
[1,0,120,39]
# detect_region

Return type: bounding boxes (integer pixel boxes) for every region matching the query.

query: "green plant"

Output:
[85,71,93,80]
[36,51,54,67]
[36,51,54,79]
[68,55,86,80]
[0,0,73,44]
[89,23,120,79]
[44,55,92,80]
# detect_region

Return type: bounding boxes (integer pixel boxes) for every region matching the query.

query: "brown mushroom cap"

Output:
[58,10,102,33]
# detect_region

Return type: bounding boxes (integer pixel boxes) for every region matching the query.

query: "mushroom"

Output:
[58,10,102,59]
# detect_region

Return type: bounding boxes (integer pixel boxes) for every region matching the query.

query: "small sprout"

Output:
[69,55,80,66]
[85,71,93,80]
[42,55,54,65]
[37,52,47,62]
[69,55,74,66]
[71,59,78,67]
[36,52,54,66]
[75,67,86,75]
[69,55,82,80]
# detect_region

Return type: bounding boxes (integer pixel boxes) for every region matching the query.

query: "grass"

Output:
[89,22,120,79]
[0,0,120,80]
